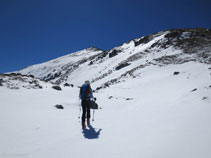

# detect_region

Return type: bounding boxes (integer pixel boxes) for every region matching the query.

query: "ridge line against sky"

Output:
[0,0,211,73]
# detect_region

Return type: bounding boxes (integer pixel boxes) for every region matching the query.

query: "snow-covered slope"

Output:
[18,47,105,85]
[18,28,211,90]
[1,28,211,158]
[1,61,211,158]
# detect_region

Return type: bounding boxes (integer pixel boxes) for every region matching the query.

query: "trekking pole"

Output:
[78,106,81,120]
[92,109,95,122]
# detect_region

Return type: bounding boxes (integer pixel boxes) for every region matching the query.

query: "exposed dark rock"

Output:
[109,49,120,58]
[150,40,169,49]
[89,61,94,65]
[28,80,42,88]
[126,98,133,100]
[8,73,22,76]
[115,62,131,70]
[134,35,154,46]
[64,83,71,87]
[97,52,107,60]
[154,55,183,65]
[108,96,113,99]
[202,97,208,100]
[96,87,102,91]
[52,85,62,91]
[124,52,145,63]
[53,72,61,79]
[0,80,3,86]
[86,46,104,51]
[104,82,110,88]
[29,75,34,78]
[174,72,180,75]
[91,70,113,83]
[191,88,197,92]
[55,104,64,109]
[165,31,180,39]
[44,72,62,82]
[38,85,43,89]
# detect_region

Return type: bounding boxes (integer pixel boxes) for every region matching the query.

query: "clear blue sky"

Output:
[0,0,211,73]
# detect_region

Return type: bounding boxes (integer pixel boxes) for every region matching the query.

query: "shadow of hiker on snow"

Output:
[82,125,102,139]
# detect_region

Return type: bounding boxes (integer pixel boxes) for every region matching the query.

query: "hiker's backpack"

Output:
[80,84,91,100]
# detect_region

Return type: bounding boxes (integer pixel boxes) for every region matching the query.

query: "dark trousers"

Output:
[81,100,90,123]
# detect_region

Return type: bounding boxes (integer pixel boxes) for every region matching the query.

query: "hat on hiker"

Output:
[85,80,90,85]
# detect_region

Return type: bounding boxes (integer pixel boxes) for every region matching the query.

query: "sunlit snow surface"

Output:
[1,61,211,158]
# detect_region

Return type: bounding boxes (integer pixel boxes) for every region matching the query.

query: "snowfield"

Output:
[1,61,211,158]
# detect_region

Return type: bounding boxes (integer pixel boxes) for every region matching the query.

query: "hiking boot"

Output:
[82,122,86,129]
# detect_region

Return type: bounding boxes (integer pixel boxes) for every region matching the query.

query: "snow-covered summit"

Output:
[18,46,105,85]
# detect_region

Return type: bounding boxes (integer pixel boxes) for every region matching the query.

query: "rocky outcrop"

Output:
[0,73,44,89]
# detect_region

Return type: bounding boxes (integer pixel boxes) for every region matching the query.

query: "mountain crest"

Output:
[15,28,211,89]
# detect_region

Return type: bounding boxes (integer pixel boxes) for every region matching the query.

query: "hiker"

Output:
[79,80,93,129]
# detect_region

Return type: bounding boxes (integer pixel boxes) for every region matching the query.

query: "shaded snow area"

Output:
[1,62,211,158]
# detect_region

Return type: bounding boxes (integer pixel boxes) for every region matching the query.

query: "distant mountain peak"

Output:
[86,46,105,52]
